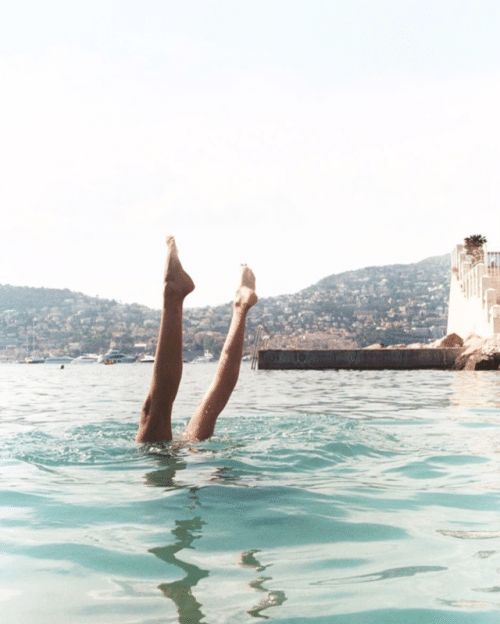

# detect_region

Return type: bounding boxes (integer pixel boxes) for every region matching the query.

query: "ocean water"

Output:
[2,363,500,624]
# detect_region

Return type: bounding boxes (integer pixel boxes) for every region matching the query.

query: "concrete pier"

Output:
[258,348,465,370]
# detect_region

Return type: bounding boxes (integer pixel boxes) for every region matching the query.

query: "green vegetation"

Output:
[464,234,487,264]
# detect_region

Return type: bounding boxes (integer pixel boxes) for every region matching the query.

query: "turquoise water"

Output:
[2,363,500,623]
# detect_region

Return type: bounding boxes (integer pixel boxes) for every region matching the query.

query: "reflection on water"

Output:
[329,565,447,585]
[450,371,500,409]
[5,365,500,622]
[239,549,287,619]
[145,455,287,622]
[146,458,208,623]
[152,516,209,624]
[144,453,187,489]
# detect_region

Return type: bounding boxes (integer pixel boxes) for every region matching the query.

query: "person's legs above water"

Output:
[136,236,194,443]
[183,264,258,442]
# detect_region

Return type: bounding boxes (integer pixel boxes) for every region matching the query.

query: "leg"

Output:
[183,265,258,441]
[136,236,194,443]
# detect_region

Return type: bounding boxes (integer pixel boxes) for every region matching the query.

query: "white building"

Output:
[447,243,500,338]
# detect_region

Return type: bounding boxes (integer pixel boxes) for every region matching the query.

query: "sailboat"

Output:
[25,321,45,363]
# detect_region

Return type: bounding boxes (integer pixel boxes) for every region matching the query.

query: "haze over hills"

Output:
[0,254,450,360]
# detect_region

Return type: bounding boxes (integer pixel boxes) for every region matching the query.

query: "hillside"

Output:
[0,254,451,359]
[256,254,450,348]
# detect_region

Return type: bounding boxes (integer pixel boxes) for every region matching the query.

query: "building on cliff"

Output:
[447,243,500,338]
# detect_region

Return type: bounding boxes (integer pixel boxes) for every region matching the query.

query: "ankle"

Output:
[233,299,251,314]
[163,281,187,299]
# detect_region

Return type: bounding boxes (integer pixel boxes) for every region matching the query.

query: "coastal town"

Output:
[0,255,449,362]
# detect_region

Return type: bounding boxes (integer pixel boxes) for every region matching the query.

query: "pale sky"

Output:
[1,0,499,309]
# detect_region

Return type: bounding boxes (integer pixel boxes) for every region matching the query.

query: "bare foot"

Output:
[164,236,195,297]
[235,264,258,309]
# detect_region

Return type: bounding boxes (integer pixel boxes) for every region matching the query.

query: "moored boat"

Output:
[45,356,74,364]
[191,349,214,364]
[72,354,99,364]
[98,350,137,364]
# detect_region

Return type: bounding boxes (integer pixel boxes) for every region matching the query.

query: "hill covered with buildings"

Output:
[0,254,450,360]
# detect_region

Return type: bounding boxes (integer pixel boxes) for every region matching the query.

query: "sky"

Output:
[1,0,500,309]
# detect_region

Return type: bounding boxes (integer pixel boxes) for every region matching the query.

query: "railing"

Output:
[251,324,270,370]
[251,326,263,370]
[487,252,500,267]
[453,246,500,285]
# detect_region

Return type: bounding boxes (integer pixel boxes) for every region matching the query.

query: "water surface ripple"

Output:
[1,364,500,623]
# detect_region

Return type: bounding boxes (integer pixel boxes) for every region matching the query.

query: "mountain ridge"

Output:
[0,253,451,357]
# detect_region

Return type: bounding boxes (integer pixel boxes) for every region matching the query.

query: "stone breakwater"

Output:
[258,333,500,370]
[258,345,464,370]
[368,332,500,371]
